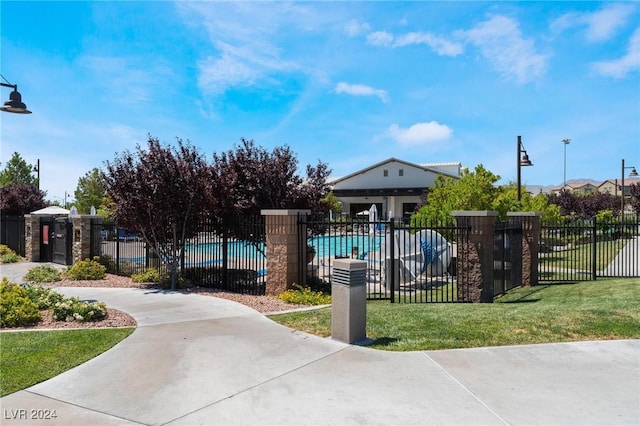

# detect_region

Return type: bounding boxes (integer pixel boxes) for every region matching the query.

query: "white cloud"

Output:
[344,19,370,37]
[393,32,463,56]
[460,15,547,83]
[387,121,452,146]
[367,30,462,57]
[592,27,640,78]
[367,31,394,47]
[551,4,635,42]
[198,52,261,94]
[335,82,389,103]
[178,2,312,96]
[80,55,172,105]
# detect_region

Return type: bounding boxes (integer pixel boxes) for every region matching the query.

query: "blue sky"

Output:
[1,1,639,203]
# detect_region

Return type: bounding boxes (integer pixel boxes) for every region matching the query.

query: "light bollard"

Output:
[331,259,368,344]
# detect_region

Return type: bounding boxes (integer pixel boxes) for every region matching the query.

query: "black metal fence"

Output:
[1,215,25,256]
[539,214,640,281]
[90,217,266,294]
[301,215,468,303]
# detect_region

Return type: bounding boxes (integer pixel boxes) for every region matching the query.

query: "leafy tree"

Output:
[0,184,46,215]
[103,135,210,290]
[96,195,116,220]
[74,168,106,214]
[0,152,37,187]
[321,190,342,217]
[412,165,562,225]
[209,139,330,217]
[208,139,331,240]
[579,192,620,218]
[548,191,621,219]
[521,192,561,223]
[412,164,500,225]
[493,184,561,222]
[547,191,579,217]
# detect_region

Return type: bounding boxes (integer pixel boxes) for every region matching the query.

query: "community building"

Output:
[329,158,460,222]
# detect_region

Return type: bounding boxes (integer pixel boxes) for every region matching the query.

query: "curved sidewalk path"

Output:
[1,265,638,425]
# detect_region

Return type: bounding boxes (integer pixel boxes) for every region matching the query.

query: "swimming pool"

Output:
[187,240,266,259]
[186,234,383,259]
[310,234,383,258]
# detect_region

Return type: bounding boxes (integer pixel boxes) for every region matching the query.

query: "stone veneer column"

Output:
[69,215,102,264]
[261,209,310,296]
[452,211,497,303]
[24,214,41,262]
[507,212,540,287]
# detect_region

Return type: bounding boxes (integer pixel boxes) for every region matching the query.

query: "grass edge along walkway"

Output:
[268,278,640,351]
[1,327,135,397]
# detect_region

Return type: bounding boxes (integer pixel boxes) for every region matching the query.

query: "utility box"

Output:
[331,259,367,344]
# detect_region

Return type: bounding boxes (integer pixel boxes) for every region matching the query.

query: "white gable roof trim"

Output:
[329,158,460,186]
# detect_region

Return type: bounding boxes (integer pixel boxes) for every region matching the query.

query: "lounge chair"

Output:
[397,230,452,282]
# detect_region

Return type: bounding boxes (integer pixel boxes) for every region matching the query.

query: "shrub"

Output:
[0,279,41,327]
[115,261,136,277]
[52,298,107,322]
[158,273,189,289]
[277,284,331,305]
[65,257,106,280]
[0,245,22,264]
[131,268,160,283]
[95,254,116,272]
[306,275,331,294]
[24,265,62,283]
[22,285,65,309]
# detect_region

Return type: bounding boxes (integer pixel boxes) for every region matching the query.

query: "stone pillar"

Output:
[452,211,497,303]
[261,209,310,296]
[24,214,41,262]
[507,212,540,287]
[69,215,102,264]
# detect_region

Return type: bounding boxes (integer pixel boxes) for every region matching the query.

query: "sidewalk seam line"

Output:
[22,390,148,425]
[162,346,351,425]
[421,352,511,426]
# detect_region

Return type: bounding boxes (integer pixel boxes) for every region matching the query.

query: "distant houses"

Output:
[548,179,640,197]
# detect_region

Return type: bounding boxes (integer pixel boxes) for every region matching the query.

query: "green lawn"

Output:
[540,239,625,271]
[269,278,640,351]
[0,328,135,397]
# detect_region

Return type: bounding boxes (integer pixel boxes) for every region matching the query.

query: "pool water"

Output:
[310,234,383,258]
[187,234,383,259]
[187,240,266,259]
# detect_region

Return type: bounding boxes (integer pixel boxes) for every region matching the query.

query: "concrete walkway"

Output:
[603,236,640,276]
[1,264,639,425]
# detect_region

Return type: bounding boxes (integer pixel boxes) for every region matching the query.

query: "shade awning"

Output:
[30,206,70,215]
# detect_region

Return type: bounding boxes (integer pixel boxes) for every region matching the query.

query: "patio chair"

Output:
[398,230,452,282]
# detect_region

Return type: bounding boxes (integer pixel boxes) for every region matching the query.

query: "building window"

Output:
[383,169,388,177]
[399,169,404,176]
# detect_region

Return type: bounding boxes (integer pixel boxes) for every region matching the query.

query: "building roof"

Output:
[329,157,460,185]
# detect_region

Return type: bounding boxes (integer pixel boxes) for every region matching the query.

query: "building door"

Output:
[52,218,72,265]
[39,218,54,262]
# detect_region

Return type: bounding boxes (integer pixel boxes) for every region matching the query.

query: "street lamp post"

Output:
[33,159,40,189]
[1,75,31,114]
[517,135,533,201]
[621,159,639,215]
[562,138,571,190]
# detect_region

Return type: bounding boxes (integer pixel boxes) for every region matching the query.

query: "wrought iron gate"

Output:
[494,221,523,297]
